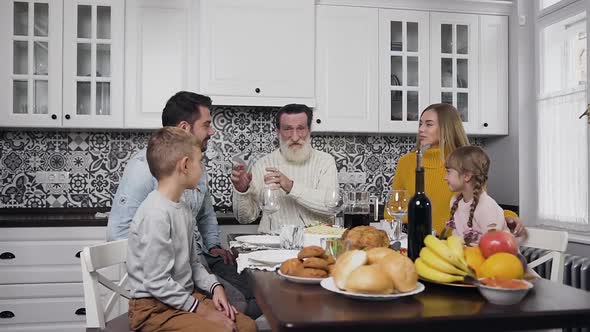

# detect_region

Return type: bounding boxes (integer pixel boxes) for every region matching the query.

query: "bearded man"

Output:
[230,104,338,234]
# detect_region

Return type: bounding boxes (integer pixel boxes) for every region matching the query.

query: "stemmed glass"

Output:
[324,187,344,227]
[260,185,281,234]
[385,190,409,241]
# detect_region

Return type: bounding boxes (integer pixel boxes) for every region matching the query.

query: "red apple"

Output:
[479,230,518,258]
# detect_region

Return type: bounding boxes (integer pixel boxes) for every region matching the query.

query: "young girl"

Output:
[443,145,508,246]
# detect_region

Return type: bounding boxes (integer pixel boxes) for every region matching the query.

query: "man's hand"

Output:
[506,215,527,238]
[195,292,237,331]
[231,164,252,193]
[209,247,235,265]
[212,286,239,321]
[264,167,293,193]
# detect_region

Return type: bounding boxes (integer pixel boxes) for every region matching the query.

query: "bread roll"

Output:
[379,253,418,292]
[332,250,367,290]
[345,265,395,294]
[366,247,399,265]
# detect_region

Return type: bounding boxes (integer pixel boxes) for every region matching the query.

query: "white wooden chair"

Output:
[521,227,568,283]
[81,239,132,331]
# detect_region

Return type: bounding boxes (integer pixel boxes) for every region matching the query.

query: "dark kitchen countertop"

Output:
[0,208,257,227]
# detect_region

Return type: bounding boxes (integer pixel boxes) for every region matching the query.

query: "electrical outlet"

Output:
[36,171,70,184]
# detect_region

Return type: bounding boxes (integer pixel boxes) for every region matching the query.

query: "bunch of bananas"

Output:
[415,235,475,283]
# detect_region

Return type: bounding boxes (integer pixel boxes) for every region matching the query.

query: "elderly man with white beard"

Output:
[231,104,338,234]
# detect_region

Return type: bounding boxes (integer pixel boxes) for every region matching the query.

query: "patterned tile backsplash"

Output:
[0,106,482,209]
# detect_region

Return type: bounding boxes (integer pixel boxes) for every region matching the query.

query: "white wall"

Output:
[485,1,530,207]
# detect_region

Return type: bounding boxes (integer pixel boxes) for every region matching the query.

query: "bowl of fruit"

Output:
[477,276,533,305]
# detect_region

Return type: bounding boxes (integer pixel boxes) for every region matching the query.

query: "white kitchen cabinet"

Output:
[62,0,124,128]
[0,0,124,129]
[378,9,430,134]
[200,0,315,107]
[477,15,508,135]
[0,227,126,331]
[314,5,379,133]
[430,12,479,134]
[125,0,199,128]
[0,0,63,128]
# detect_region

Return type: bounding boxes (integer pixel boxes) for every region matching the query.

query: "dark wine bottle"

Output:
[407,147,432,261]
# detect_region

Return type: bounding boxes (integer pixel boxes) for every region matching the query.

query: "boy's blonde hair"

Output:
[146,127,201,180]
[446,146,490,231]
[416,103,469,161]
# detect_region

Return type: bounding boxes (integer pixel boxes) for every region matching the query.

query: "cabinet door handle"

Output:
[75,251,81,258]
[0,311,15,319]
[483,122,488,127]
[75,308,86,316]
[316,119,321,124]
[0,252,15,260]
[65,114,71,120]
[255,88,261,93]
[51,114,57,120]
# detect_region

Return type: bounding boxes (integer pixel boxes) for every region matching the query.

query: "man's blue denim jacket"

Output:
[107,149,221,255]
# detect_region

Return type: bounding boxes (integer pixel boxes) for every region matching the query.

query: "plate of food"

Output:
[324,245,424,300]
[235,235,280,248]
[277,245,335,283]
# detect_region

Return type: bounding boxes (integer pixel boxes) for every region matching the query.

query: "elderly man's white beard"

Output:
[279,137,312,163]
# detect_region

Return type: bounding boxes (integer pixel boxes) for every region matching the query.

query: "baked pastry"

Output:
[297,246,325,259]
[366,247,400,265]
[296,267,329,278]
[280,258,304,276]
[332,250,368,290]
[341,226,390,250]
[379,253,418,292]
[324,255,336,265]
[345,265,395,294]
[303,257,330,271]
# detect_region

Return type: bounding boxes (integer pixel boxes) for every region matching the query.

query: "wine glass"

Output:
[385,190,409,241]
[324,188,344,227]
[260,185,281,234]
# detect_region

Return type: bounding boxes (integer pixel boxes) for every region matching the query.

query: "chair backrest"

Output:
[521,227,568,283]
[81,239,131,329]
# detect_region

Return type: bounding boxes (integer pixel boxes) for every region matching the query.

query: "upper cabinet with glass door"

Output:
[0,0,63,127]
[430,13,479,133]
[379,9,430,133]
[62,0,124,128]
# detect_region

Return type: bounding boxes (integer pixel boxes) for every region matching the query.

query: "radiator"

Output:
[521,247,590,291]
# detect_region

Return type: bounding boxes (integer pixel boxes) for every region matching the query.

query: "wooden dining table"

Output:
[248,270,590,332]
[228,234,590,331]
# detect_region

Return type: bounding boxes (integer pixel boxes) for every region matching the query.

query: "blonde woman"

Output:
[388,103,524,236]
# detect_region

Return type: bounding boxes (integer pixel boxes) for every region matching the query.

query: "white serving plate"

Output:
[235,235,280,247]
[320,277,425,301]
[277,270,326,284]
[246,249,299,265]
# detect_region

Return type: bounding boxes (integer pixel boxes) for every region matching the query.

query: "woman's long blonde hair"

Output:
[416,103,469,161]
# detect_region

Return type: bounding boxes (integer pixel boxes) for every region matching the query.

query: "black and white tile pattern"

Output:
[0,106,483,209]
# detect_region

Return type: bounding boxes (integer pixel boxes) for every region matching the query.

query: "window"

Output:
[535,1,590,232]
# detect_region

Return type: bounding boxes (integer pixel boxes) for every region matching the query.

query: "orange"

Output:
[464,246,485,274]
[478,252,524,279]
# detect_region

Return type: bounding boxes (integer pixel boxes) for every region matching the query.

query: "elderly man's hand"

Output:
[230,164,252,193]
[264,167,293,193]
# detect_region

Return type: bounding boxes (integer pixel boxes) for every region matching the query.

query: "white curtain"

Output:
[537,88,588,227]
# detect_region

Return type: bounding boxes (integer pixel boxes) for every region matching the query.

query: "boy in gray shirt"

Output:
[126,127,256,332]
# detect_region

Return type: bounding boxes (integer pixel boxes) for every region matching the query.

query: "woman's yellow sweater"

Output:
[389,148,450,234]
[388,148,517,235]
